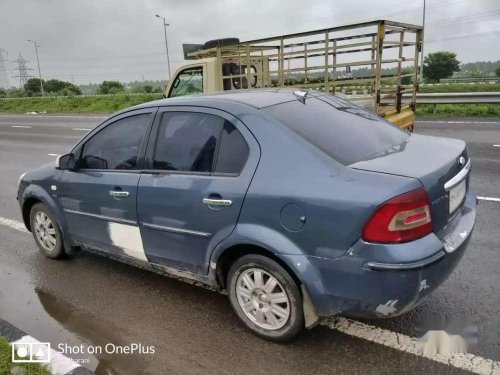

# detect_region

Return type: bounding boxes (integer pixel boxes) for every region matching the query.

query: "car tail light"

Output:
[362,187,432,243]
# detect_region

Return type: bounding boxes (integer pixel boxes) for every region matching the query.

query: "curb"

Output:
[0,318,93,375]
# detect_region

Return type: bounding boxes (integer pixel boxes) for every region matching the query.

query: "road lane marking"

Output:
[72,128,91,131]
[1,215,500,374]
[47,153,59,157]
[478,196,500,202]
[322,317,500,375]
[11,125,31,128]
[0,217,28,233]
[494,145,500,147]
[40,115,106,119]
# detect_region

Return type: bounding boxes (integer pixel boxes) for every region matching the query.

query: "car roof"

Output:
[129,88,327,112]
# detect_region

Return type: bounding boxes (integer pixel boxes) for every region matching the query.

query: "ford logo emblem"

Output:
[459,156,466,166]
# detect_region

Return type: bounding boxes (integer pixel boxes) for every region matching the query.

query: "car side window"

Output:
[153,112,223,172]
[215,122,249,174]
[79,113,150,170]
[169,67,203,97]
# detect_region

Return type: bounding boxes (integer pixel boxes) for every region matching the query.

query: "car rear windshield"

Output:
[263,95,409,165]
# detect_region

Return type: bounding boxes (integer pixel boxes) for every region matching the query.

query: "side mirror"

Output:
[55,153,75,170]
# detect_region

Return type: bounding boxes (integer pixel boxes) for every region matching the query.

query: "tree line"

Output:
[0,79,165,98]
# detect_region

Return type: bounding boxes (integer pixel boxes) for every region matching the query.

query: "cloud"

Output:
[1,0,499,85]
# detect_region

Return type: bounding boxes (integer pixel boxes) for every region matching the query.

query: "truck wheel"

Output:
[227,254,304,342]
[204,38,240,49]
[29,203,65,259]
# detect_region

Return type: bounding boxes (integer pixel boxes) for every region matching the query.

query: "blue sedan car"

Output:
[17,90,476,341]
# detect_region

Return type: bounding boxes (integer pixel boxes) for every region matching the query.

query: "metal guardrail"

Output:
[440,77,500,84]
[351,91,500,106]
[413,92,500,104]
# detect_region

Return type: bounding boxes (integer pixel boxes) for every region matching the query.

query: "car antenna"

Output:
[293,90,308,104]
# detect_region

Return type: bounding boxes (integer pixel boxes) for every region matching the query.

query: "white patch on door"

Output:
[107,222,148,262]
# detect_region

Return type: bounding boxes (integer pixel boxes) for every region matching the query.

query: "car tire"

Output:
[227,254,304,342]
[29,203,65,259]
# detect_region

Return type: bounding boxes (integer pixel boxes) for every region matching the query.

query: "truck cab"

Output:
[167,57,269,98]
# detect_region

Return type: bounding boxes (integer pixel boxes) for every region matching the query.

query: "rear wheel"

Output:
[227,254,304,341]
[29,203,65,259]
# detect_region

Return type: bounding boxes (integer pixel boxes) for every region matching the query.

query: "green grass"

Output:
[0,336,51,374]
[416,104,500,117]
[0,93,163,114]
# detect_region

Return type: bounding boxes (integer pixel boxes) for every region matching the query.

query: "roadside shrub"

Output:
[98,80,125,94]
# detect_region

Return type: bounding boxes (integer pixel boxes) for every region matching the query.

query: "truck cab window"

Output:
[169,67,203,97]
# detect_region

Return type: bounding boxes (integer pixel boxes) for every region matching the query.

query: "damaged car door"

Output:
[137,107,258,274]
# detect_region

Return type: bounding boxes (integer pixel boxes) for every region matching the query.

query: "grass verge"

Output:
[0,93,163,114]
[0,336,51,374]
[416,104,500,117]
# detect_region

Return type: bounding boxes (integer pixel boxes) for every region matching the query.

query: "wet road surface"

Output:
[0,114,499,374]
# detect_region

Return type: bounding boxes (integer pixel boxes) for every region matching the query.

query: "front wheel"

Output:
[29,203,65,259]
[227,254,304,342]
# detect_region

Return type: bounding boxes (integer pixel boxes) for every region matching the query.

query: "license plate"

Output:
[449,179,466,213]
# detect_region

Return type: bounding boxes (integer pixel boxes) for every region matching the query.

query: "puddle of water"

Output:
[37,289,151,374]
[0,259,150,374]
[0,262,99,371]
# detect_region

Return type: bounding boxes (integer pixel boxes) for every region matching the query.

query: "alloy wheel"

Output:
[34,211,57,252]
[235,268,290,330]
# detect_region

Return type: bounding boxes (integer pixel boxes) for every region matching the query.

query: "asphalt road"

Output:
[0,114,499,374]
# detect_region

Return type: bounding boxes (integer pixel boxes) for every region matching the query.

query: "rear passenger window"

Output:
[153,112,223,172]
[152,112,249,174]
[215,122,249,174]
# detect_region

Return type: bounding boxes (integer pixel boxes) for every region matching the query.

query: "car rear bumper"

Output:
[279,190,477,319]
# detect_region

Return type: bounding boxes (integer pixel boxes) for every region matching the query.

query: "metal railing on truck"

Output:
[187,20,423,128]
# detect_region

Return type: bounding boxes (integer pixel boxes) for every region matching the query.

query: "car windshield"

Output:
[263,94,409,165]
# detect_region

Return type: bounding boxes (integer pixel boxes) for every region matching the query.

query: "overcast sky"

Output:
[1,0,499,86]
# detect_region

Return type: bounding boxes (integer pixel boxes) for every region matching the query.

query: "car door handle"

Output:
[109,190,130,198]
[202,198,232,206]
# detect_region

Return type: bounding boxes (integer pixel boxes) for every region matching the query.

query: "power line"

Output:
[426,29,500,43]
[40,59,186,71]
[427,9,500,27]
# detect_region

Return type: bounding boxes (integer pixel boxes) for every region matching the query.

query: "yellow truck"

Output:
[165,20,423,130]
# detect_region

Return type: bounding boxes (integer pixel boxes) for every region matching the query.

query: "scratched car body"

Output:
[17,90,476,341]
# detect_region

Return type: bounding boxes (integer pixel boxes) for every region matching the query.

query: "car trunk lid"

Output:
[350,134,469,235]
